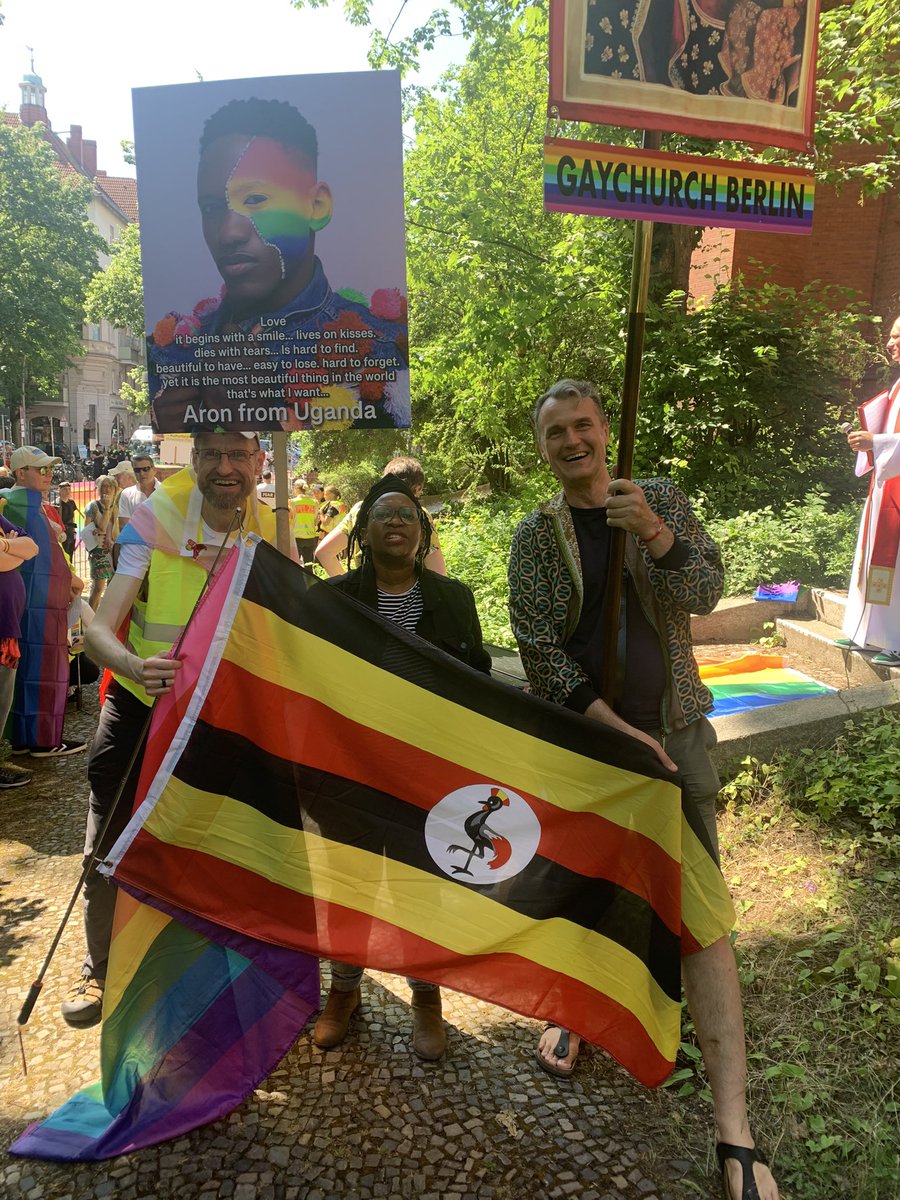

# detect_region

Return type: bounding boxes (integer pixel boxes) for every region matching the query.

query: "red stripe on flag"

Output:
[201,658,683,933]
[118,831,674,1086]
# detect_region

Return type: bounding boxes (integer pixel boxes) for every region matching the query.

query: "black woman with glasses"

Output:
[314,473,491,1061]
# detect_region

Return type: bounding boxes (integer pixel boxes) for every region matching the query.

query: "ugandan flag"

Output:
[106,534,733,1085]
[13,534,735,1161]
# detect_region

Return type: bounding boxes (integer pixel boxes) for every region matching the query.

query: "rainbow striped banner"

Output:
[698,654,834,717]
[544,137,814,234]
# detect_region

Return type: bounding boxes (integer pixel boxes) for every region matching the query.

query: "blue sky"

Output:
[0,0,461,176]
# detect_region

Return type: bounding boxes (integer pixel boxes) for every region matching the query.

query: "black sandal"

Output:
[533,1025,576,1079]
[715,1142,769,1200]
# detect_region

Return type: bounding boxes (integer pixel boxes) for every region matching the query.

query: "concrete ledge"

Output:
[710,680,900,771]
[692,593,811,644]
[776,615,900,684]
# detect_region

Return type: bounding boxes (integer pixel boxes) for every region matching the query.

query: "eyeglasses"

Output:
[133,466,154,474]
[369,504,419,525]
[196,449,253,464]
[26,465,54,476]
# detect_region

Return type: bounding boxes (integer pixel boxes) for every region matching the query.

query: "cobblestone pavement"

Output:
[1,689,722,1200]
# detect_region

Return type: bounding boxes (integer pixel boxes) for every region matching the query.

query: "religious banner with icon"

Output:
[549,0,821,151]
[133,73,410,436]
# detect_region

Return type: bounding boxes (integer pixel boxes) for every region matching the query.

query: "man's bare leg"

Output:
[683,937,779,1200]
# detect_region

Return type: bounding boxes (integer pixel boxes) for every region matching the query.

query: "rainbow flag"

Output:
[0,487,72,748]
[10,546,320,1162]
[698,654,835,717]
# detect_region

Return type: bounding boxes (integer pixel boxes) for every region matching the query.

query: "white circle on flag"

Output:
[424,784,541,885]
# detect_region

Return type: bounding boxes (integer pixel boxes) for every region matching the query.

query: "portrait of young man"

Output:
[135,75,410,435]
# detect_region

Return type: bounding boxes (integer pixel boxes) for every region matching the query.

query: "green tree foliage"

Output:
[287,1,892,505]
[119,366,150,418]
[85,221,145,335]
[632,278,874,512]
[815,0,900,193]
[403,13,631,491]
[0,121,105,416]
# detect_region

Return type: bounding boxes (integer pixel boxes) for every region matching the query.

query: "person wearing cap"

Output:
[256,470,276,508]
[62,430,287,1028]
[117,455,160,531]
[1,447,87,759]
[107,459,136,491]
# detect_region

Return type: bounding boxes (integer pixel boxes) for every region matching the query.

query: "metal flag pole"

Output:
[272,430,292,557]
[599,129,661,705]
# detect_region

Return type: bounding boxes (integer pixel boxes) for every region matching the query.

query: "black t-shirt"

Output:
[58,498,77,528]
[565,505,667,731]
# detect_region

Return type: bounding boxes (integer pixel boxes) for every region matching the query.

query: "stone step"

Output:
[692,592,812,644]
[775,615,900,685]
[809,587,849,631]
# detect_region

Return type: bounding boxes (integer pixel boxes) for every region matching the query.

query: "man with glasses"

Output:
[3,447,87,758]
[117,455,161,530]
[62,431,287,1028]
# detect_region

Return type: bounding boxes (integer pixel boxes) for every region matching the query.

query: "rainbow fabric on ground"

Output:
[13,538,735,1160]
[698,654,835,717]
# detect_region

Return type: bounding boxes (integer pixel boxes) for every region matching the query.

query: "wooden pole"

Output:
[272,431,292,557]
[598,129,661,704]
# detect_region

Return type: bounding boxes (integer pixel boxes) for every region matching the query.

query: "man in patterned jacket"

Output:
[508,379,779,1200]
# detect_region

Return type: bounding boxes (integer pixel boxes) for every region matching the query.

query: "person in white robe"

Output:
[841,315,900,665]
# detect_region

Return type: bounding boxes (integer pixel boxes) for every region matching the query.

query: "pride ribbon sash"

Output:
[544,137,815,234]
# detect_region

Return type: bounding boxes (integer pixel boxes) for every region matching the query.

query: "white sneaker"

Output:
[30,740,87,758]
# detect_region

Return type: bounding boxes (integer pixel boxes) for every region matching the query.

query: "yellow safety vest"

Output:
[291,494,318,539]
[116,469,276,704]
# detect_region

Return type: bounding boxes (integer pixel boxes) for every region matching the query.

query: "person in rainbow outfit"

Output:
[61,430,288,1028]
[149,98,409,434]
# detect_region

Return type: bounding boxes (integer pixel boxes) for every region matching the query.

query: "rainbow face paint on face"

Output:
[226,137,330,280]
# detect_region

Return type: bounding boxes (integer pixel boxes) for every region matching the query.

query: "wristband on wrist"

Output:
[641,516,664,544]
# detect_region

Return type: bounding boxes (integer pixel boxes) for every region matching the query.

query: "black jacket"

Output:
[328,565,492,676]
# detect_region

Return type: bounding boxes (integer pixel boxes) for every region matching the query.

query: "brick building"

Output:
[5,65,141,454]
[689,145,900,386]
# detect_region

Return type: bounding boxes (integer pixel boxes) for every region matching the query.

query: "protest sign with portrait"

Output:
[133,72,409,434]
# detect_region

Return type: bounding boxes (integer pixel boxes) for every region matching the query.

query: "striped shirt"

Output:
[376,582,423,632]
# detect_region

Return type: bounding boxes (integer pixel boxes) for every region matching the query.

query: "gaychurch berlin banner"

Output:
[545,137,814,233]
[13,537,735,1160]
[133,72,409,436]
[549,0,821,151]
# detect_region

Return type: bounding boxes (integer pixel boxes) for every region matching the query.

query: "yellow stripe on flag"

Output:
[224,599,683,857]
[104,893,172,1021]
[142,779,680,1057]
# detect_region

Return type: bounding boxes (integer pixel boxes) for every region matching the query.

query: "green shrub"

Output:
[705,491,859,596]
[723,709,900,853]
[437,489,545,648]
